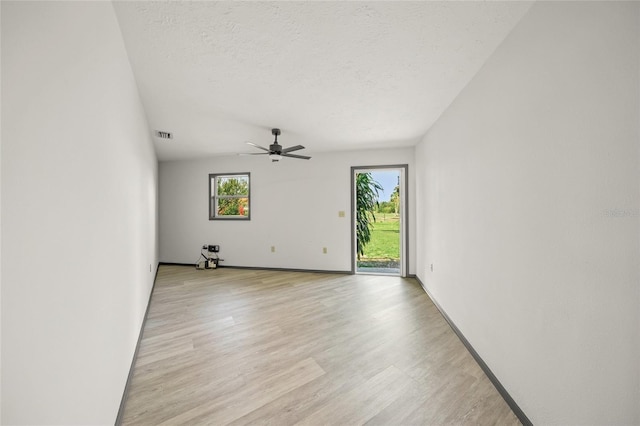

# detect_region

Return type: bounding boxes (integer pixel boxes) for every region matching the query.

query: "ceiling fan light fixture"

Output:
[270,153,282,162]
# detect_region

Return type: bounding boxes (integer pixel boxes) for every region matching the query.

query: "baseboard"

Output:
[115,263,160,426]
[413,276,533,426]
[220,264,351,275]
[159,262,351,275]
[158,261,194,267]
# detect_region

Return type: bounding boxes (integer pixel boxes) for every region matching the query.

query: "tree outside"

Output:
[355,172,383,260]
[390,184,400,214]
[376,185,400,216]
[217,177,249,216]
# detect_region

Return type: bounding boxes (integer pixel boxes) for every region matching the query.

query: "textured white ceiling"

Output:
[113,1,532,161]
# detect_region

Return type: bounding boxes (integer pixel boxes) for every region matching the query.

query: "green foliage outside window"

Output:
[210,173,250,219]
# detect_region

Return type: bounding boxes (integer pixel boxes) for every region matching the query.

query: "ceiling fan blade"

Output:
[246,142,270,152]
[239,152,269,156]
[282,145,305,153]
[282,153,311,160]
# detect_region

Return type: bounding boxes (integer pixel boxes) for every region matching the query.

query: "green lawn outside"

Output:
[360,214,400,260]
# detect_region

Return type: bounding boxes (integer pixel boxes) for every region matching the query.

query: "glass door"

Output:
[352,165,407,276]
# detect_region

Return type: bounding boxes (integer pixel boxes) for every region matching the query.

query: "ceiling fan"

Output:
[244,128,311,162]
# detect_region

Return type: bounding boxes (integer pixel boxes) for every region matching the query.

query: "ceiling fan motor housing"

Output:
[270,128,282,154]
[269,143,282,154]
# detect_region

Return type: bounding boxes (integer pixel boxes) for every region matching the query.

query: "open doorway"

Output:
[351,165,407,277]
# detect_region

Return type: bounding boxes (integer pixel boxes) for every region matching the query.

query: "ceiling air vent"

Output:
[155,130,173,139]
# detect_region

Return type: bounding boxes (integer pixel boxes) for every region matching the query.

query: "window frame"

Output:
[209,172,251,220]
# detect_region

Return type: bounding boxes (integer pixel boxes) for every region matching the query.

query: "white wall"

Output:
[1,2,158,425]
[416,2,639,424]
[160,149,415,274]
[0,2,3,420]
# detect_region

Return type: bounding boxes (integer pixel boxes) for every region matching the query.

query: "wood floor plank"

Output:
[158,357,326,425]
[120,265,520,425]
[295,365,412,425]
[227,369,369,426]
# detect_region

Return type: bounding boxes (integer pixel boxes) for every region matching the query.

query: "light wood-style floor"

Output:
[121,265,520,425]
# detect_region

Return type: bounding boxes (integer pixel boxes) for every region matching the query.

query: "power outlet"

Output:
[430,263,434,272]
[271,246,276,253]
[338,211,345,218]
[322,247,328,254]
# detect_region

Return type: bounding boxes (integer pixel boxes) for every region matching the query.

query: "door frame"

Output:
[351,164,409,277]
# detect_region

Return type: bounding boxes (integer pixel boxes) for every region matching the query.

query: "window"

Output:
[209,173,250,220]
